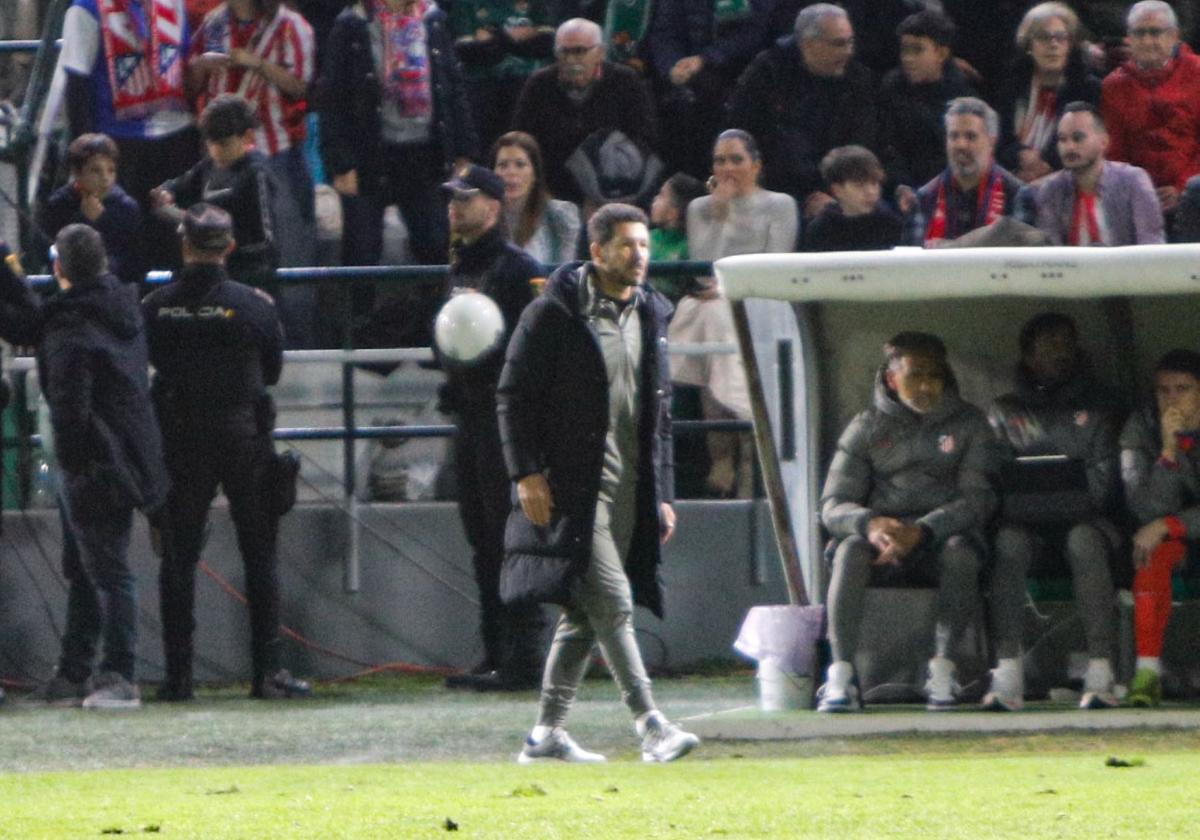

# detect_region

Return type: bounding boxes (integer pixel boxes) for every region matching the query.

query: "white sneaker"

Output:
[517,728,606,764]
[982,660,1025,712]
[816,660,861,712]
[639,713,700,763]
[924,657,960,711]
[81,671,141,710]
[1080,658,1119,710]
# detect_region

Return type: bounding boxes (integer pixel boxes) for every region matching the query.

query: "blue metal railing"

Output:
[9,260,764,506]
[0,40,57,54]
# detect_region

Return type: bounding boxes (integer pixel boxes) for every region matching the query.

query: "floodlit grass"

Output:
[0,752,1194,839]
[2,675,1199,838]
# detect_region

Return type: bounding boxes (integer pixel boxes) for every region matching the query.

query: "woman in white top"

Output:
[491,131,581,267]
[687,130,799,261]
[673,129,798,497]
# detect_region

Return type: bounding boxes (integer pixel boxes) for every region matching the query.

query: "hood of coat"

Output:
[43,273,140,342]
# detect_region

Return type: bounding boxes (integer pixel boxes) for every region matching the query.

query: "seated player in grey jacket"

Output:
[818,332,998,712]
[985,313,1123,712]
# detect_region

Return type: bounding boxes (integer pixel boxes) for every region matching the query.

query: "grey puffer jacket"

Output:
[1120,406,1200,533]
[821,368,998,544]
[988,366,1123,522]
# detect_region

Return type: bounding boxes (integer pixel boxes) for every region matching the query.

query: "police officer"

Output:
[143,203,309,701]
[439,165,548,691]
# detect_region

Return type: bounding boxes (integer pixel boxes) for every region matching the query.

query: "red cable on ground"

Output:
[197,560,460,681]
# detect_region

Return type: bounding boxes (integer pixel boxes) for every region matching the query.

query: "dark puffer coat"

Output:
[39,274,169,521]
[496,262,674,617]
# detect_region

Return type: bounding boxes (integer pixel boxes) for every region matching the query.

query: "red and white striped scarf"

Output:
[925,166,1007,246]
[1017,84,1058,154]
[99,0,186,119]
[369,0,433,120]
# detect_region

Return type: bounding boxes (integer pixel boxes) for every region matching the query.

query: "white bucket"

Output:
[756,658,812,711]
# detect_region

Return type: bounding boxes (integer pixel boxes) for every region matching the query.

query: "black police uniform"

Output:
[441,225,547,688]
[142,259,295,698]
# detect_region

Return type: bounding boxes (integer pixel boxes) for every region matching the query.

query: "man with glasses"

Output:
[512,18,659,204]
[727,3,878,219]
[1100,1,1200,224]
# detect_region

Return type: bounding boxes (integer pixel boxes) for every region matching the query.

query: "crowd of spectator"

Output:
[37,1,1200,281]
[24,0,1200,498]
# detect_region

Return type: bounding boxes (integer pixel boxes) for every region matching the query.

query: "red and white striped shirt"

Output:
[191,2,315,154]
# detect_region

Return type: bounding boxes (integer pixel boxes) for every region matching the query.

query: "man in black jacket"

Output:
[438,166,547,692]
[317,0,479,269]
[143,204,309,702]
[511,18,660,204]
[986,313,1123,711]
[497,203,698,763]
[726,3,878,218]
[5,226,169,709]
[316,0,479,349]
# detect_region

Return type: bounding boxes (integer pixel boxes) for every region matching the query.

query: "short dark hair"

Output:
[587,202,648,247]
[1155,348,1200,381]
[884,331,948,371]
[714,128,761,162]
[200,93,259,141]
[1060,100,1106,132]
[820,145,884,187]
[1019,311,1077,355]
[664,173,706,216]
[67,133,119,172]
[896,9,956,46]
[55,223,107,285]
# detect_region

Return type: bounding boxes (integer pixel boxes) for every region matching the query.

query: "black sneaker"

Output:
[156,676,194,703]
[445,670,540,692]
[252,669,312,699]
[30,671,92,707]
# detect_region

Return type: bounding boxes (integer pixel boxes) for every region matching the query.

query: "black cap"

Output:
[441,164,506,201]
[180,202,234,251]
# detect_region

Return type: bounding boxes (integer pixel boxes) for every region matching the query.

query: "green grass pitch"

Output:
[1,675,1196,838]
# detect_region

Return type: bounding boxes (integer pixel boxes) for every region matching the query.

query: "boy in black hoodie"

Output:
[804,145,903,251]
[152,94,278,288]
[37,133,146,285]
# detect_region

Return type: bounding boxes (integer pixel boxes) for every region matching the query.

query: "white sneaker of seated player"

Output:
[982,657,1024,712]
[816,660,860,712]
[1080,658,1119,710]
[925,656,960,711]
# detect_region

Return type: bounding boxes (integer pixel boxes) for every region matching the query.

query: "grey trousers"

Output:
[990,522,1117,660]
[536,498,656,728]
[827,535,984,663]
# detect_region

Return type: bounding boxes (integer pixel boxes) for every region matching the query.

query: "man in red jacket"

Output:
[1101,1,1200,220]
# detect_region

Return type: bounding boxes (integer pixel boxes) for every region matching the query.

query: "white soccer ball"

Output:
[434,291,506,365]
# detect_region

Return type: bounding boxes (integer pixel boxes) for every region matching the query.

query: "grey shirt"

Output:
[582,271,642,505]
